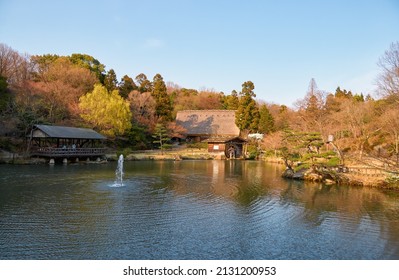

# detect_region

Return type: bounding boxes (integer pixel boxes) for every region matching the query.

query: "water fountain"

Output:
[114,154,124,187]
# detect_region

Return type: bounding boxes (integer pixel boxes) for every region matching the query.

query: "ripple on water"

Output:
[2,161,399,259]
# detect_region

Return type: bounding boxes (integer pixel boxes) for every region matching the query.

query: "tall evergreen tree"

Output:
[135,73,152,93]
[235,81,260,133]
[119,75,137,98]
[223,90,239,110]
[152,73,173,121]
[104,69,118,92]
[258,105,275,134]
[0,75,11,113]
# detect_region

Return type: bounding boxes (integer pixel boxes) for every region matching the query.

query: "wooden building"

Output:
[29,124,106,160]
[176,110,247,158]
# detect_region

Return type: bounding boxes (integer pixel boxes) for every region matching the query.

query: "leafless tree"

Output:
[379,106,399,165]
[377,41,399,98]
[128,90,157,130]
[0,43,30,86]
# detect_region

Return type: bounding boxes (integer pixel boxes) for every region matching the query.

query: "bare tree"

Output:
[128,90,157,130]
[380,106,399,165]
[295,78,328,136]
[0,43,30,87]
[377,41,399,98]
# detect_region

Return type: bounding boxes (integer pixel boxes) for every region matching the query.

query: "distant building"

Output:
[175,110,247,158]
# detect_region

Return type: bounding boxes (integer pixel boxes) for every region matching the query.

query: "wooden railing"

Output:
[313,165,397,177]
[31,147,106,158]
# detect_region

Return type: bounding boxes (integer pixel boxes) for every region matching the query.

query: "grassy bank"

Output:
[108,148,218,161]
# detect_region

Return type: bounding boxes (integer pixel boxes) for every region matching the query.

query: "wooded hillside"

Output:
[1,42,399,169]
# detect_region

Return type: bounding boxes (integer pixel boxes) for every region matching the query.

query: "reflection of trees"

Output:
[278,178,399,250]
[152,160,272,206]
[145,161,399,257]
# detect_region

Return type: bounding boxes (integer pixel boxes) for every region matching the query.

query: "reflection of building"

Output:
[176,110,247,158]
[29,124,106,161]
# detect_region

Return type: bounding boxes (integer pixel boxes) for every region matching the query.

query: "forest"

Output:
[1,42,399,171]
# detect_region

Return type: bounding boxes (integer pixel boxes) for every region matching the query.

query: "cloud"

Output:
[142,38,165,49]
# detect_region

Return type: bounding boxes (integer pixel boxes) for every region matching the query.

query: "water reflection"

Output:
[0,161,399,259]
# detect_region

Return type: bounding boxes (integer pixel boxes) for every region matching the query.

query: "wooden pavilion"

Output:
[28,125,106,160]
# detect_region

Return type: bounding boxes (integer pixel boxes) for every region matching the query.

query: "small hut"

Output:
[176,110,247,158]
[28,125,106,160]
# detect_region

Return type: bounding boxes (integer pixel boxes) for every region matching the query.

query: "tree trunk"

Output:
[330,142,344,165]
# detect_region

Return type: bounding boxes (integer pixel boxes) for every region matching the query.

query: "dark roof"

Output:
[32,125,106,140]
[175,110,240,136]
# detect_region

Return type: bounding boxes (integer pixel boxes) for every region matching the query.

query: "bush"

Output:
[187,142,207,149]
[117,147,133,158]
[247,144,259,159]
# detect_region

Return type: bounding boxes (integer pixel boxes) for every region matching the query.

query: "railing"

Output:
[31,147,106,158]
[313,165,396,177]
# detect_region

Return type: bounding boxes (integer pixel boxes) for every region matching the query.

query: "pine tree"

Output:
[152,74,173,121]
[119,75,137,99]
[104,69,118,92]
[235,81,260,133]
[223,90,239,110]
[258,105,275,134]
[135,73,152,93]
[152,122,171,154]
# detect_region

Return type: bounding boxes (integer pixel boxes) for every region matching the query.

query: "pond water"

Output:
[1,160,399,260]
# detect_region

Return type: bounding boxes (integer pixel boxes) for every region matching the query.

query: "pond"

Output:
[0,160,399,259]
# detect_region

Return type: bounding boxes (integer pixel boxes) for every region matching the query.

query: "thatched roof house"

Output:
[176,110,240,139]
[176,110,246,158]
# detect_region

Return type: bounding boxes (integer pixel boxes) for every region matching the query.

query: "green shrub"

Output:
[187,142,207,149]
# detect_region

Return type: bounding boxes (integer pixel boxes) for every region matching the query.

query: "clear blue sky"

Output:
[1,0,398,106]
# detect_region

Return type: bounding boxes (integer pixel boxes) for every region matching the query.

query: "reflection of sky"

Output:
[1,161,399,259]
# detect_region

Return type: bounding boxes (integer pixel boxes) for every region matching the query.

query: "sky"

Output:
[1,0,398,106]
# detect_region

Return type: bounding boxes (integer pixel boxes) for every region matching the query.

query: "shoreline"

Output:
[2,150,399,190]
[262,156,398,190]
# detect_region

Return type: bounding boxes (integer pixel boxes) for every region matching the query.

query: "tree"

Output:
[69,53,105,83]
[194,90,224,110]
[0,75,10,113]
[380,106,399,165]
[29,56,98,122]
[119,75,137,99]
[377,41,399,98]
[235,81,260,133]
[104,69,118,92]
[135,73,152,93]
[258,104,275,134]
[152,73,173,121]
[128,90,157,129]
[0,43,30,87]
[295,78,327,135]
[79,84,132,137]
[152,122,171,154]
[223,90,239,110]
[333,99,379,159]
[279,129,324,170]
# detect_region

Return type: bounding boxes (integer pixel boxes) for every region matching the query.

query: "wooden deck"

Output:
[30,147,106,158]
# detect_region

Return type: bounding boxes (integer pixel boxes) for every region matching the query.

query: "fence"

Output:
[31,147,106,158]
[314,165,395,177]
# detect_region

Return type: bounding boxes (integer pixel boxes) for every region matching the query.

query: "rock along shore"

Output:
[281,167,395,189]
